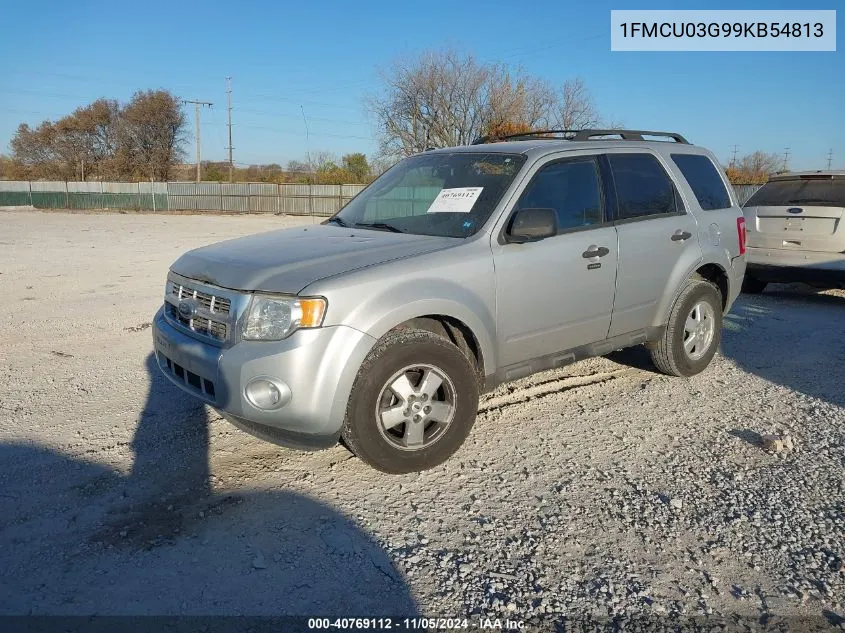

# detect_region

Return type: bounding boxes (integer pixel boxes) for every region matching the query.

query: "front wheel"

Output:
[650,276,723,377]
[341,328,479,473]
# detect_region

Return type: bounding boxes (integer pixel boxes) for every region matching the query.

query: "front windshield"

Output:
[329,152,526,238]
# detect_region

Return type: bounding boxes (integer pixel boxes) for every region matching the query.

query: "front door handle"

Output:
[671,230,692,241]
[582,245,610,258]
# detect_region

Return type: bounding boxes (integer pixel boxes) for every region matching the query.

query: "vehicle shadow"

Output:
[720,286,845,408]
[604,346,660,374]
[604,285,845,408]
[0,353,417,617]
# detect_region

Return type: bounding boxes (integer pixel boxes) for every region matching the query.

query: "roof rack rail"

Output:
[471,129,578,145]
[471,128,689,145]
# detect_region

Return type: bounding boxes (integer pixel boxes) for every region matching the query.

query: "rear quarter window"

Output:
[671,154,732,211]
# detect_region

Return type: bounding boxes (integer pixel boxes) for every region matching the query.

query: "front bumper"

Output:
[152,307,376,449]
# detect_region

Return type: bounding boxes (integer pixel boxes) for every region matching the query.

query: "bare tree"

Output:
[9,90,186,181]
[367,49,574,157]
[11,99,121,180]
[368,50,483,156]
[738,151,782,176]
[551,78,601,130]
[117,90,187,181]
[286,159,310,174]
[725,151,784,185]
[311,151,339,172]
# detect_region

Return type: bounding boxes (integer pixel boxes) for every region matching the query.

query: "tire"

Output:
[341,328,479,474]
[650,276,723,377]
[741,274,768,294]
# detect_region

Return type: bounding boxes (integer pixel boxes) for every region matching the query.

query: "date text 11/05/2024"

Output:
[307,617,526,630]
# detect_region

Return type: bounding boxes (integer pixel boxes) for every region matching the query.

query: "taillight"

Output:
[737,217,747,255]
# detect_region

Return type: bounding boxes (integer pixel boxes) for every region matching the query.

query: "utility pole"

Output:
[226,77,234,182]
[827,149,834,170]
[730,145,738,168]
[182,99,213,182]
[782,147,791,172]
[300,105,314,224]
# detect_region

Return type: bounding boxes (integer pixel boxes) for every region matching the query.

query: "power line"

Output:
[0,87,356,115]
[236,94,358,111]
[827,149,834,170]
[204,120,376,141]
[182,99,213,183]
[1,68,371,96]
[0,97,373,133]
[236,106,369,126]
[730,145,738,167]
[497,32,606,60]
[782,147,791,172]
[1,69,211,94]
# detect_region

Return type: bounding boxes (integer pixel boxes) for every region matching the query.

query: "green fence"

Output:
[0,181,367,215]
[2,181,170,211]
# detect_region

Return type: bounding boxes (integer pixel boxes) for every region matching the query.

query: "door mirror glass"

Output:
[506,207,557,243]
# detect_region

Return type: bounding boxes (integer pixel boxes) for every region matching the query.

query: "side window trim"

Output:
[509,155,609,238]
[598,154,619,222]
[605,151,687,224]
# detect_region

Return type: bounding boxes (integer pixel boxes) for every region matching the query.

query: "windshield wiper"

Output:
[325,216,349,227]
[353,221,404,233]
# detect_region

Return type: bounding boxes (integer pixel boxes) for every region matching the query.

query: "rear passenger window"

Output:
[671,154,732,210]
[516,159,603,232]
[608,154,679,220]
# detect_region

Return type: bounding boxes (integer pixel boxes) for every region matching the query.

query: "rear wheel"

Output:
[651,276,722,377]
[741,274,768,294]
[341,328,479,473]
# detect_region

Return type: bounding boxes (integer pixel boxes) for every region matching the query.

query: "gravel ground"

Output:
[0,210,843,631]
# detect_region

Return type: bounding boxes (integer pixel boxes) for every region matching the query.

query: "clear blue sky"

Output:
[0,0,841,171]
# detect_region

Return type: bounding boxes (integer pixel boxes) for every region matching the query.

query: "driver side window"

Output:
[515,158,604,233]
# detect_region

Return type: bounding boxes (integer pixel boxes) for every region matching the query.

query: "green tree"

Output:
[341,153,371,182]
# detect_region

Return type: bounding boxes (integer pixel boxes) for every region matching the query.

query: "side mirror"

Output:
[505,207,557,243]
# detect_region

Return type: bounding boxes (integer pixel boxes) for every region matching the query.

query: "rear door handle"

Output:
[671,230,692,241]
[582,245,610,258]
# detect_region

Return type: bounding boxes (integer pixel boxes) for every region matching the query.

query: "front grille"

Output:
[161,353,216,400]
[166,303,228,341]
[169,281,231,315]
[165,278,235,343]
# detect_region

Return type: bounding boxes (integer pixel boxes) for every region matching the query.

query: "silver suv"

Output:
[152,129,746,473]
[742,171,845,293]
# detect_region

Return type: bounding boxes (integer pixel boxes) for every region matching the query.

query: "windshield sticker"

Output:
[427,187,484,213]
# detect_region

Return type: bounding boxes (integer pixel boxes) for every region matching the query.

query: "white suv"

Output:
[742,171,845,292]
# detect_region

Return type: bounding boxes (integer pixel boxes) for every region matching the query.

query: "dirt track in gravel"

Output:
[0,210,842,628]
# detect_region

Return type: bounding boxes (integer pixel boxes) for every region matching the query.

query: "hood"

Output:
[170,224,460,293]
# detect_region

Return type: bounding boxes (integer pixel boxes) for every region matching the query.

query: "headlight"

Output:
[242,295,327,340]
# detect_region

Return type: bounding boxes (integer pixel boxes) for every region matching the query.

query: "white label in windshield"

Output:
[427,187,483,213]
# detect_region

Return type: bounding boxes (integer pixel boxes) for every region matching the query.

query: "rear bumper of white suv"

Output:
[746,246,845,285]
